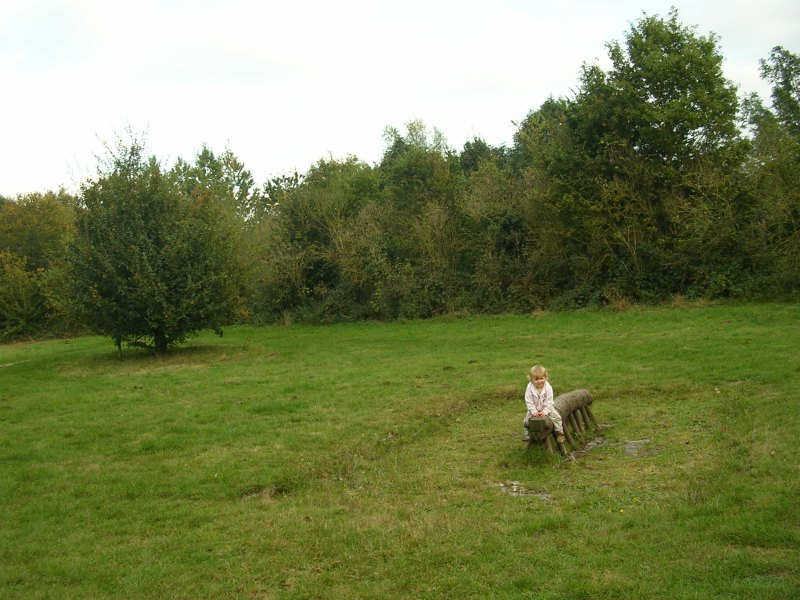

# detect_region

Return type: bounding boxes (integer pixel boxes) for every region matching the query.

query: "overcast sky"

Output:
[2,0,798,197]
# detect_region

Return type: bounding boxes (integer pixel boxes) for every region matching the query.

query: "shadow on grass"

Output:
[60,341,257,376]
[111,343,228,361]
[498,443,563,471]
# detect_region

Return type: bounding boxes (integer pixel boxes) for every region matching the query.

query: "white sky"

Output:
[2,0,798,197]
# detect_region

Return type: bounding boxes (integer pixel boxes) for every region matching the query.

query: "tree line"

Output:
[1,9,798,350]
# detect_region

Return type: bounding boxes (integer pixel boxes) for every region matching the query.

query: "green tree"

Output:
[0,190,78,338]
[598,9,739,167]
[376,121,471,316]
[379,120,461,215]
[173,146,261,222]
[253,157,381,322]
[0,190,76,271]
[760,46,800,137]
[256,172,303,223]
[740,47,800,294]
[459,137,508,174]
[463,157,535,311]
[0,251,47,340]
[512,9,745,304]
[70,141,240,353]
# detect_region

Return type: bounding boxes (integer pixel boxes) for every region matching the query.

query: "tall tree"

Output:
[379,120,461,215]
[511,9,745,304]
[759,46,800,137]
[378,121,471,315]
[459,137,507,174]
[741,47,800,293]
[70,141,240,353]
[597,8,739,167]
[253,157,383,322]
[173,146,260,222]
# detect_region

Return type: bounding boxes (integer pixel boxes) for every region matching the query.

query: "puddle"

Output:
[570,436,606,459]
[497,481,551,500]
[624,439,652,457]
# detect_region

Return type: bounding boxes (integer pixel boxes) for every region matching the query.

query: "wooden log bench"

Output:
[525,389,598,455]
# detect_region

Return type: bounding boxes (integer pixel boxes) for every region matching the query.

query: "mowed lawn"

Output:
[1,303,798,599]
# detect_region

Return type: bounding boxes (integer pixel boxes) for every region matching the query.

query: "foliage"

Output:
[243,27,796,322]
[741,46,800,294]
[0,251,48,340]
[173,145,261,222]
[0,190,76,272]
[459,136,508,174]
[69,141,241,353]
[249,122,478,323]
[760,45,800,137]
[506,9,749,306]
[249,157,377,322]
[3,11,800,334]
[0,192,79,339]
[600,8,739,165]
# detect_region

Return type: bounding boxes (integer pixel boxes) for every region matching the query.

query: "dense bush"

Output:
[0,191,80,340]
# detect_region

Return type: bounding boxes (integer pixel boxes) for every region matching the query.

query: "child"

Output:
[523,365,565,444]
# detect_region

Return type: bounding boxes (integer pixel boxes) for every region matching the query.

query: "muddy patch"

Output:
[497,481,551,500]
[240,483,292,502]
[570,436,607,459]
[624,439,653,457]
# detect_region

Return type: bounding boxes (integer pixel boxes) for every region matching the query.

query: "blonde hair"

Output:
[529,364,548,380]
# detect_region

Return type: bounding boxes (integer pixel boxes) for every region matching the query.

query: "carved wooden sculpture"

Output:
[525,389,597,455]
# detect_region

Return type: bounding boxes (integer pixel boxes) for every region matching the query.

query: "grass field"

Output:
[1,303,799,599]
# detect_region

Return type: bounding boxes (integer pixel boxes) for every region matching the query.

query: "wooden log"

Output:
[579,406,594,431]
[568,412,581,436]
[585,405,599,429]
[524,389,597,455]
[525,416,553,441]
[525,416,565,454]
[574,408,586,433]
[555,389,593,436]
[553,389,593,415]
[562,424,577,449]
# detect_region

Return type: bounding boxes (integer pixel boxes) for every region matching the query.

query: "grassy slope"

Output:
[1,303,798,599]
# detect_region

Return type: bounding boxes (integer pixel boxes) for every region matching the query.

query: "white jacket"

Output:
[524,380,554,414]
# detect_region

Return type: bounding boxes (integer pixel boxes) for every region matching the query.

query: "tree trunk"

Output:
[154,330,168,354]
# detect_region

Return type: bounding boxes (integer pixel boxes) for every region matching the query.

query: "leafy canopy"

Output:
[70,141,240,353]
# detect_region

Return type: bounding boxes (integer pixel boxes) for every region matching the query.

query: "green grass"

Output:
[1,303,799,599]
